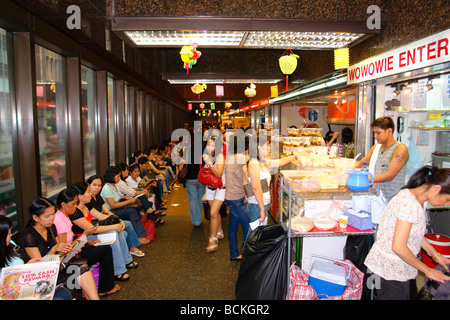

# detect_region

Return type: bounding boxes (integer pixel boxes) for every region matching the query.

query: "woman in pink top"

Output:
[54,188,119,297]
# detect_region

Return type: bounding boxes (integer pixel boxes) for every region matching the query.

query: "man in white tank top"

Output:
[357,117,409,201]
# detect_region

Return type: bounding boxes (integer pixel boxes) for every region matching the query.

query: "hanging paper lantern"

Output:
[245,83,256,98]
[270,85,279,97]
[279,49,299,90]
[180,43,201,77]
[334,48,349,70]
[195,109,198,114]
[188,103,192,110]
[225,102,232,109]
[210,102,215,110]
[199,103,205,109]
[191,83,207,99]
[216,85,224,97]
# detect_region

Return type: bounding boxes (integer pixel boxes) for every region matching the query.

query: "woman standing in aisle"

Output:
[184,132,206,228]
[245,134,297,239]
[203,136,226,253]
[365,166,450,300]
[225,132,251,261]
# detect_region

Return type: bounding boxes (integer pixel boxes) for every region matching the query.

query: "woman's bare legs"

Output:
[207,199,223,252]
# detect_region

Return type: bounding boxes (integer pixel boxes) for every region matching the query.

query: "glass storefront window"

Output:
[107,76,116,165]
[124,83,130,160]
[35,45,67,198]
[0,28,18,232]
[81,66,97,179]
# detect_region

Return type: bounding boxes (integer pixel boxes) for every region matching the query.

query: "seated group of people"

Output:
[0,141,178,300]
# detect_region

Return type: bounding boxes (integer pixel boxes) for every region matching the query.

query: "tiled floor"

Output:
[103,185,243,300]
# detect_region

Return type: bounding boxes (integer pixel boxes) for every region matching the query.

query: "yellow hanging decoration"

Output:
[279,48,299,91]
[334,48,349,70]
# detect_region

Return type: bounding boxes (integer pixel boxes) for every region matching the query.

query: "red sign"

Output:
[238,98,270,113]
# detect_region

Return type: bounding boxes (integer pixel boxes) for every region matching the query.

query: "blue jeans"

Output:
[112,207,146,238]
[185,179,206,226]
[122,220,141,248]
[162,169,171,189]
[246,203,270,239]
[225,197,250,259]
[88,230,133,276]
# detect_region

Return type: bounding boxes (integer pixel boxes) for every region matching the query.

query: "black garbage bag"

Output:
[344,235,375,300]
[235,224,289,300]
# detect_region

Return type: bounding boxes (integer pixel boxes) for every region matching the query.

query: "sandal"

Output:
[206,236,218,253]
[154,218,165,225]
[99,284,120,297]
[129,249,145,257]
[126,261,139,269]
[139,237,150,245]
[216,230,224,240]
[115,273,130,282]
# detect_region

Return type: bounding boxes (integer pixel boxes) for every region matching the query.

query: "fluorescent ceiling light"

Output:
[244,31,364,49]
[270,76,347,103]
[124,30,365,49]
[125,30,245,47]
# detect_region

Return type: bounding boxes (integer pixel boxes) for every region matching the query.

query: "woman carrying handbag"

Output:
[199,136,226,253]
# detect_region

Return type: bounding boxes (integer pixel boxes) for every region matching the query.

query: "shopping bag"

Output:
[371,190,387,224]
[406,135,423,175]
[288,259,364,300]
[235,224,289,300]
[141,215,155,241]
[418,264,450,300]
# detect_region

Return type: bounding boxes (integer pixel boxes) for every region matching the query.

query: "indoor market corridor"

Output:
[103,184,243,300]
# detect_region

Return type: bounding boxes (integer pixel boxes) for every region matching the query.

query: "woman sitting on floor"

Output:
[70,181,141,282]
[86,174,149,248]
[101,166,148,243]
[116,162,165,224]
[53,189,120,297]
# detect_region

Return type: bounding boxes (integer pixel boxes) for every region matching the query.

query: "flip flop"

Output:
[115,273,130,282]
[99,284,120,297]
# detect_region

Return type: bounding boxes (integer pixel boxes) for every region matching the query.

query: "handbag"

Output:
[141,215,155,241]
[197,163,223,189]
[176,164,188,185]
[242,161,269,198]
[97,214,122,226]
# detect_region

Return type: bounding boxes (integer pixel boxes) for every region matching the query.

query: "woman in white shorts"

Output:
[202,137,226,253]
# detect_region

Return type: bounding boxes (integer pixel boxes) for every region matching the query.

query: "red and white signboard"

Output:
[348,28,450,84]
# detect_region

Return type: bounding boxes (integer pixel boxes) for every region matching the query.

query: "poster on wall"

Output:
[412,78,428,110]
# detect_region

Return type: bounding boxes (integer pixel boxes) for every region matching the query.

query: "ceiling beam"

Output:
[111,16,380,34]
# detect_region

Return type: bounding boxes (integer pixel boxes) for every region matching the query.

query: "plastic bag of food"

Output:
[290,216,314,233]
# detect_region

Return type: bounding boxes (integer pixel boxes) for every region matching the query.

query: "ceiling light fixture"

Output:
[403,85,413,95]
[424,80,433,92]
[392,89,400,97]
[125,30,365,49]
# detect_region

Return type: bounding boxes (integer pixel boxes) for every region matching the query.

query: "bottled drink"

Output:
[362,162,367,171]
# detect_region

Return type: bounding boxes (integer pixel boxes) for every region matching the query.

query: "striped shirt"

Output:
[374,141,406,201]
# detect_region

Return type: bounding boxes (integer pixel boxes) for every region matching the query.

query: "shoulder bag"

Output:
[242,160,269,198]
[197,161,223,189]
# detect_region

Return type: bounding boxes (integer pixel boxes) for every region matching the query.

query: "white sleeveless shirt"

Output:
[247,158,271,205]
